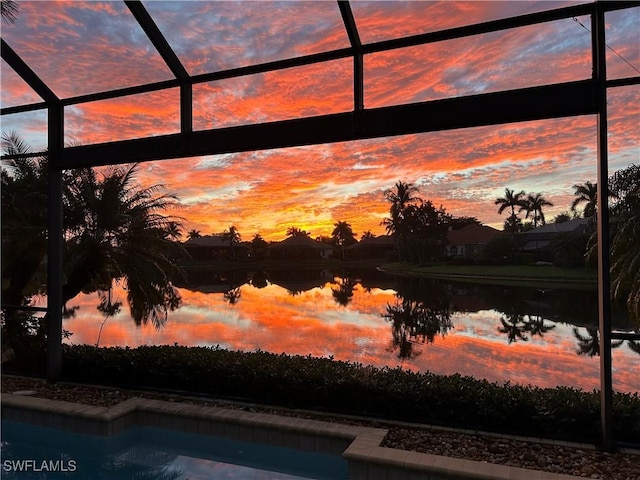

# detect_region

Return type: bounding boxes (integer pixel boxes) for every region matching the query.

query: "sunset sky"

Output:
[1,1,639,240]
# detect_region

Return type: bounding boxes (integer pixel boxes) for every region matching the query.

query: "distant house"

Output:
[268,235,334,260]
[183,235,249,261]
[519,217,591,252]
[346,235,396,259]
[446,224,501,258]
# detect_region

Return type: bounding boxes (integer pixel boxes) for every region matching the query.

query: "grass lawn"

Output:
[380,263,598,288]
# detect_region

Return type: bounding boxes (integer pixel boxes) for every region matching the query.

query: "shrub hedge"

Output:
[60,344,639,444]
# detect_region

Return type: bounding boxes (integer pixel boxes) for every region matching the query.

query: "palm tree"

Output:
[571,181,597,218]
[1,0,19,24]
[286,226,310,237]
[498,313,529,343]
[1,132,49,312]
[63,164,184,327]
[608,164,640,323]
[186,229,201,240]
[521,193,553,228]
[2,132,184,335]
[222,225,241,260]
[495,188,527,233]
[384,181,420,220]
[165,221,182,240]
[382,181,420,260]
[331,277,356,306]
[361,230,374,240]
[331,220,356,260]
[250,233,268,260]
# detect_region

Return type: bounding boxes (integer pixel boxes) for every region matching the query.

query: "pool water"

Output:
[0,420,349,479]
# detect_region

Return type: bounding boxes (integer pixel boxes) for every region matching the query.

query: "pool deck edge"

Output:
[1,393,583,480]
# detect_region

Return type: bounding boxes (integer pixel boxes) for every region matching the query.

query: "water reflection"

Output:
[498,314,556,344]
[60,268,639,393]
[383,297,453,359]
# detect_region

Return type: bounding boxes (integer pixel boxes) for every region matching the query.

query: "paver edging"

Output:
[1,393,585,480]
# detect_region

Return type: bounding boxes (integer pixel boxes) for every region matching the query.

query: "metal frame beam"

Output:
[593,1,613,452]
[46,101,64,381]
[57,79,597,169]
[1,39,58,104]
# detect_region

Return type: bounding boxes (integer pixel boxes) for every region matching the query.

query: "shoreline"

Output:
[377,263,598,290]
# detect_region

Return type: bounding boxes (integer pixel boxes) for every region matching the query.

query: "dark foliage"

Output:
[57,345,640,444]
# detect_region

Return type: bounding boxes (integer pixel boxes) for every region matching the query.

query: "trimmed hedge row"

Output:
[61,345,640,443]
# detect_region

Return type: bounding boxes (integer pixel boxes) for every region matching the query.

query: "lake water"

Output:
[55,268,639,394]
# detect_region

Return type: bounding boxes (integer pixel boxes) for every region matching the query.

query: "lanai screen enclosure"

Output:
[2,0,639,450]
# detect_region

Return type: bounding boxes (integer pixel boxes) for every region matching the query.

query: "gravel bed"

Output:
[2,375,639,480]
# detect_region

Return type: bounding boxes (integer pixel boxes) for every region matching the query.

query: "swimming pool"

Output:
[1,420,349,479]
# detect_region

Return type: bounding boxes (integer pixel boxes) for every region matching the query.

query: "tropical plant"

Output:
[381,181,423,261]
[1,132,184,345]
[608,164,640,324]
[571,181,597,218]
[498,314,529,343]
[163,221,182,240]
[1,0,19,24]
[331,220,356,260]
[502,214,523,235]
[286,226,310,237]
[495,188,527,233]
[573,327,624,357]
[521,193,553,228]
[402,200,451,263]
[383,296,452,359]
[552,211,573,224]
[222,225,241,259]
[250,233,269,260]
[384,181,420,217]
[361,230,374,240]
[331,277,356,306]
[186,229,201,240]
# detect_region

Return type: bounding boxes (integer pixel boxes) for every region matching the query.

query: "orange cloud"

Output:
[1,2,638,238]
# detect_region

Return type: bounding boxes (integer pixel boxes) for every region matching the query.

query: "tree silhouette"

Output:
[521,315,555,338]
[502,214,523,235]
[383,297,452,359]
[571,181,597,218]
[1,0,19,24]
[331,220,356,260]
[222,225,241,260]
[498,314,529,343]
[495,188,527,233]
[223,287,242,305]
[250,270,268,289]
[627,340,640,355]
[286,226,310,237]
[250,234,268,260]
[164,221,182,240]
[608,164,640,324]
[331,277,356,306]
[1,133,184,338]
[521,193,553,228]
[573,327,623,356]
[187,229,201,240]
